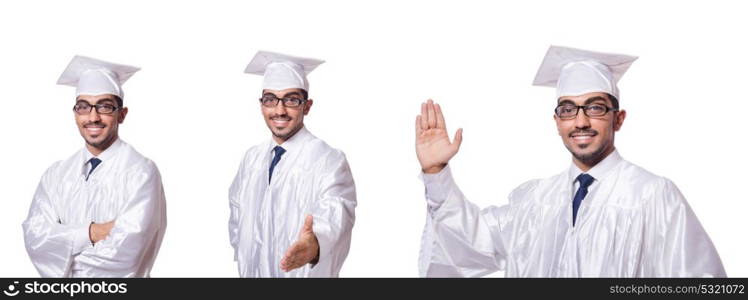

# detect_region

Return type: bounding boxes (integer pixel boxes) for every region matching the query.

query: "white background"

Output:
[1,0,746,277]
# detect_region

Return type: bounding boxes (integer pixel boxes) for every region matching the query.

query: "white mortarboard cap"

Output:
[532,45,638,99]
[57,55,140,99]
[244,50,324,91]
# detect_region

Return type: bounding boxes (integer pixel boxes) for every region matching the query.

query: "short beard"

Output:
[86,131,118,151]
[272,123,303,142]
[567,141,611,167]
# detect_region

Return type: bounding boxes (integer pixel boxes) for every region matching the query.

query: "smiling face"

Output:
[74,94,128,156]
[261,88,312,144]
[554,92,626,171]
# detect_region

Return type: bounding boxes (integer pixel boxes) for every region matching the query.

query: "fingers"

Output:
[435,103,446,129]
[415,115,423,136]
[282,215,315,272]
[104,220,115,235]
[420,102,428,130]
[280,242,303,272]
[420,99,445,130]
[452,128,463,151]
[280,243,296,271]
[302,215,313,234]
[280,255,291,271]
[90,223,114,244]
[427,99,436,129]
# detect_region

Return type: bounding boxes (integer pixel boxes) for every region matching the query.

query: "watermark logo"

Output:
[3,281,20,297]
[2,280,127,298]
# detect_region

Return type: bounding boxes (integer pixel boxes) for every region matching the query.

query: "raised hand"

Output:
[416,99,463,174]
[280,215,320,272]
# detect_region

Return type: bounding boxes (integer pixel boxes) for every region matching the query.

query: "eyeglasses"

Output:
[259,95,307,108]
[554,104,617,120]
[73,102,121,115]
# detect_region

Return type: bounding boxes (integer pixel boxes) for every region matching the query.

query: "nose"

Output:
[273,100,288,115]
[573,109,591,129]
[87,107,101,122]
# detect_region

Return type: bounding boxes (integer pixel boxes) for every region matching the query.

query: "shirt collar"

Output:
[568,149,623,182]
[82,137,124,166]
[269,125,311,155]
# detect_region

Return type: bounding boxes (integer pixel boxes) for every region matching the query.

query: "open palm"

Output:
[416,99,463,173]
[280,215,319,272]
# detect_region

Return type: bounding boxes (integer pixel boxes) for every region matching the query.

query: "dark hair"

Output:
[261,89,309,100]
[556,93,619,109]
[74,95,123,107]
[113,95,123,108]
[608,94,619,110]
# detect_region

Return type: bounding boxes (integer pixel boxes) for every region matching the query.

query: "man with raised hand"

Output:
[416,46,725,277]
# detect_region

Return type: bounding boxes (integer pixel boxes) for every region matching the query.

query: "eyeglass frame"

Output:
[258,94,308,108]
[554,103,619,120]
[72,101,122,115]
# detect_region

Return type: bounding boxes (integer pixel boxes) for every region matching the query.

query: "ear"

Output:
[553,114,562,136]
[613,109,626,131]
[118,107,129,124]
[303,99,313,115]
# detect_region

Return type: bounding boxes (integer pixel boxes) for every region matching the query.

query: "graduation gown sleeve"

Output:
[72,162,167,277]
[418,166,510,277]
[228,155,246,262]
[22,164,93,277]
[307,150,357,277]
[641,178,726,277]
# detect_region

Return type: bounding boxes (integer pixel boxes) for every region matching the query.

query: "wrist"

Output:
[310,248,320,265]
[423,163,447,174]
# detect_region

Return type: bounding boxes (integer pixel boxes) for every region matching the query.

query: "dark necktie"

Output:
[572,173,595,226]
[86,158,102,181]
[269,146,286,183]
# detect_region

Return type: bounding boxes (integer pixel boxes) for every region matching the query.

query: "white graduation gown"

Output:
[419,150,725,277]
[229,127,357,277]
[22,138,167,277]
